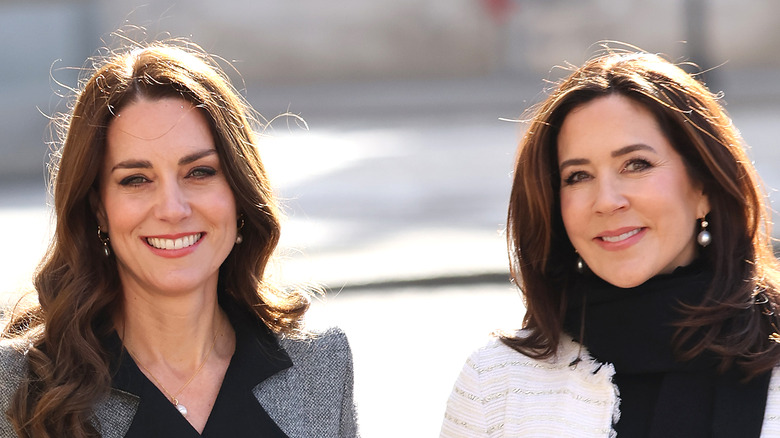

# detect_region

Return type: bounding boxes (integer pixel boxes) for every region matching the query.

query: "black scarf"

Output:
[563,261,771,438]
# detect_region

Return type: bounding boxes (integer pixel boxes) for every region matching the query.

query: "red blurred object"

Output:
[481,0,515,24]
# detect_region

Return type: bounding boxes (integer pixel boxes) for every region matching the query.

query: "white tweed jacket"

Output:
[441,333,780,437]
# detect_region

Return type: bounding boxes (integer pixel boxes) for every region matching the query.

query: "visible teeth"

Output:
[147,233,202,250]
[601,228,640,243]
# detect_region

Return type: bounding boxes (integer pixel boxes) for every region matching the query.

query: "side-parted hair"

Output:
[2,42,309,437]
[503,47,780,377]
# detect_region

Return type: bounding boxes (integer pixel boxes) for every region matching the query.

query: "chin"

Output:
[607,278,647,289]
[592,268,652,289]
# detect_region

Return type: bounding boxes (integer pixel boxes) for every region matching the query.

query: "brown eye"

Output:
[563,171,591,185]
[624,159,652,172]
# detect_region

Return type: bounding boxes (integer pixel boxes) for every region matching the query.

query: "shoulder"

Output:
[762,366,780,434]
[0,339,29,437]
[278,326,352,365]
[464,330,599,376]
[269,326,354,386]
[442,332,618,437]
[0,339,28,385]
[449,332,617,405]
[279,327,350,356]
[255,327,357,437]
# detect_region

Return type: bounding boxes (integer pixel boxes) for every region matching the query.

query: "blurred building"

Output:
[1,0,779,180]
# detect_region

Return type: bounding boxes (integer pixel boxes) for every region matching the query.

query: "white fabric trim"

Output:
[441,333,780,437]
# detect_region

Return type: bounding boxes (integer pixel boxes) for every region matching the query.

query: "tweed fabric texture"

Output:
[0,338,28,438]
[0,327,358,437]
[258,327,359,437]
[441,333,780,437]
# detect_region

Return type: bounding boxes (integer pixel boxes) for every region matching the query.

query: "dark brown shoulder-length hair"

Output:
[2,42,309,437]
[503,47,780,377]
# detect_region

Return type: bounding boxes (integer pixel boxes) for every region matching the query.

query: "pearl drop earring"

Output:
[97,225,111,256]
[235,215,245,245]
[576,255,586,273]
[697,219,711,247]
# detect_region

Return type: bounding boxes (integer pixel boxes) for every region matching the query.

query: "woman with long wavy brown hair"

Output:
[442,47,780,437]
[1,42,358,437]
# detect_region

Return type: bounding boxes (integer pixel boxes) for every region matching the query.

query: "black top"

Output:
[563,261,771,438]
[107,301,293,437]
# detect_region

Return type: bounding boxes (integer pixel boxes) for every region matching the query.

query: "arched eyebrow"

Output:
[559,144,656,172]
[611,144,656,157]
[111,159,151,172]
[178,149,217,166]
[110,149,217,172]
[558,157,589,173]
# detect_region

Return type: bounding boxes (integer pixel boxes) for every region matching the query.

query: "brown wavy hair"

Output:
[2,42,310,437]
[503,46,780,377]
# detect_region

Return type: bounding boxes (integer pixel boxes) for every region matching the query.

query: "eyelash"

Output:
[624,158,652,172]
[119,175,149,187]
[562,171,589,186]
[188,166,217,178]
[562,158,653,186]
[117,167,217,186]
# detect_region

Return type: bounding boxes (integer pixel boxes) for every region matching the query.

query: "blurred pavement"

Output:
[1,71,779,437]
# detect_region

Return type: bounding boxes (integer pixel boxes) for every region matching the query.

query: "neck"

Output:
[117,286,229,369]
[564,261,713,372]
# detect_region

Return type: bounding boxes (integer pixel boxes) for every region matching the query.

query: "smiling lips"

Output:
[146,233,203,250]
[599,228,642,243]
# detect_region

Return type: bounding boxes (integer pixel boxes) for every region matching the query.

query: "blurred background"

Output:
[1,1,779,436]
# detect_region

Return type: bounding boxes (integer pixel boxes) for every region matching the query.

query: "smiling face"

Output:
[557,94,710,288]
[97,97,238,298]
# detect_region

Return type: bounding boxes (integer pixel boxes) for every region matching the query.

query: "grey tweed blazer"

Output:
[0,328,359,437]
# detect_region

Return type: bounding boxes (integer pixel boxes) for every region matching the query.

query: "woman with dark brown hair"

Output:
[442,47,780,437]
[0,42,358,437]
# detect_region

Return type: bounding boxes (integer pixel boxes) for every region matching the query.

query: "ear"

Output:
[89,188,108,231]
[696,190,711,219]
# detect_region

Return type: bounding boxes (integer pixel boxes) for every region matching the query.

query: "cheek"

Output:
[212,187,238,226]
[101,191,126,230]
[104,200,141,238]
[661,174,703,223]
[101,189,152,237]
[559,191,583,241]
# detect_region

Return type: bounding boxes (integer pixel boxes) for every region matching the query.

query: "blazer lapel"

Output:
[91,388,139,438]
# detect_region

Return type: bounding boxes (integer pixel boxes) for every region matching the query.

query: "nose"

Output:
[155,179,191,222]
[592,175,629,214]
